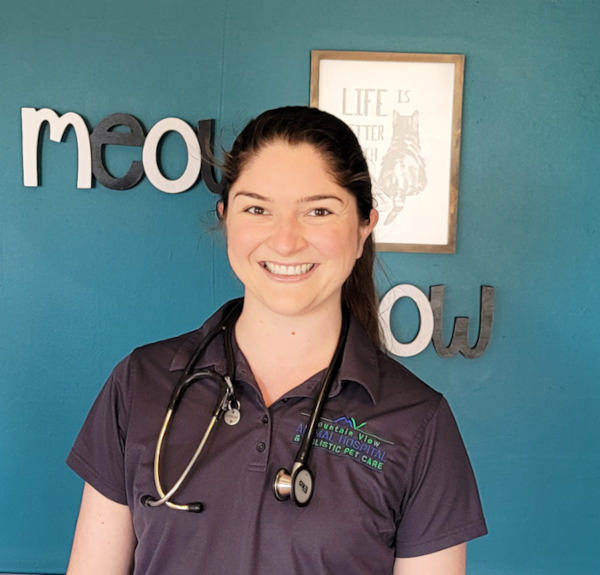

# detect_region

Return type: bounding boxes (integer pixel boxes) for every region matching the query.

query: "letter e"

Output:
[91,113,145,190]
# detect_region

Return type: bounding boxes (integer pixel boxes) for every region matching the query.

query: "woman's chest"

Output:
[124,381,411,573]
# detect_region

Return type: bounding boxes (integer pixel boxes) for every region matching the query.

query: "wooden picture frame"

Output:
[310,50,465,253]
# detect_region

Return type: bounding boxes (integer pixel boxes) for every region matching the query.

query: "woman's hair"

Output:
[220,106,381,347]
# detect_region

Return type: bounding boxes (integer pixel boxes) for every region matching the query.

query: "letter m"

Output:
[22,107,91,188]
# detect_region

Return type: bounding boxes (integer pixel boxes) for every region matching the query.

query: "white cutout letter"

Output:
[142,117,201,193]
[378,284,434,357]
[21,107,92,188]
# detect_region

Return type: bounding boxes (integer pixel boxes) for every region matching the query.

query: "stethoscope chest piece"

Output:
[273,464,314,507]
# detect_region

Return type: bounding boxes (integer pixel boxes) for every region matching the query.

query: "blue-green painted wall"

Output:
[1,1,598,572]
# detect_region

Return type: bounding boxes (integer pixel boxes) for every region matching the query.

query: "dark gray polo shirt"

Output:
[67,302,487,574]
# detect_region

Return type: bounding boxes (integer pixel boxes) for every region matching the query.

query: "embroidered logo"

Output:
[293,412,394,473]
[332,415,366,430]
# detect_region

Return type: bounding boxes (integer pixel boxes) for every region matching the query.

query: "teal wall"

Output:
[1,1,598,572]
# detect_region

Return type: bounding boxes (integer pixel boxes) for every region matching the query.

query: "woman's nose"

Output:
[267,215,307,254]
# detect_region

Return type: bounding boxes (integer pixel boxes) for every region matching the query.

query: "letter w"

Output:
[430,285,495,359]
[22,107,91,188]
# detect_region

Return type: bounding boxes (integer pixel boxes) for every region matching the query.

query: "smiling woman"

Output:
[66,106,486,575]
[222,141,376,325]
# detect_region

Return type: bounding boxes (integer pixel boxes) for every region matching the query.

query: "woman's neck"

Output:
[234,297,343,406]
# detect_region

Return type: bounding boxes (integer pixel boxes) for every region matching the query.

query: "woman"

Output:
[66,106,486,574]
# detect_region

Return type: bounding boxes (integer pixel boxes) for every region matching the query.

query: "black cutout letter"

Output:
[91,113,145,190]
[430,285,495,359]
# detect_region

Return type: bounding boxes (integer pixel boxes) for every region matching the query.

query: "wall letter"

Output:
[21,107,92,188]
[91,113,145,190]
[430,285,495,359]
[378,284,434,357]
[142,117,201,193]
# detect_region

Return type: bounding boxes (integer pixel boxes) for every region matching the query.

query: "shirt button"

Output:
[262,415,269,424]
[256,442,266,452]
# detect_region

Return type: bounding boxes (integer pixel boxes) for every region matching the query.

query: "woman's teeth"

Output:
[263,262,314,276]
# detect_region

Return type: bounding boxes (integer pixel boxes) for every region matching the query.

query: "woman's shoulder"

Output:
[376,349,441,400]
[128,300,236,369]
[131,327,202,364]
[345,314,442,409]
[371,349,445,430]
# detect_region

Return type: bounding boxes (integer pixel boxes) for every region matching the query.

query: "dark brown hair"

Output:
[220,106,381,347]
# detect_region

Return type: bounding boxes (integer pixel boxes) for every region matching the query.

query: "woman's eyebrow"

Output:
[231,192,343,204]
[231,191,269,201]
[299,194,344,204]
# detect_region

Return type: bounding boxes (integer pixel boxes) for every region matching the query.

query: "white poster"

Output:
[311,52,464,253]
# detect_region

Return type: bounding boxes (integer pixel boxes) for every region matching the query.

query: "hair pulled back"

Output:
[221,106,381,347]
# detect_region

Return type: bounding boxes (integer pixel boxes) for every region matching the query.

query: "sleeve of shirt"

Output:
[66,355,133,505]
[394,396,488,557]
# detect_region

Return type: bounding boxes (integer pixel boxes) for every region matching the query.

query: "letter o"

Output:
[378,284,434,357]
[142,118,201,193]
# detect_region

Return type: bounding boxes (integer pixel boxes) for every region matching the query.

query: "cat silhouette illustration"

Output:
[377,110,427,225]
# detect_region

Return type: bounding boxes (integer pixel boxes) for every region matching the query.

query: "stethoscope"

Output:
[141,298,350,512]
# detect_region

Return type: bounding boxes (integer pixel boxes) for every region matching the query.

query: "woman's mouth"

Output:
[262,262,315,276]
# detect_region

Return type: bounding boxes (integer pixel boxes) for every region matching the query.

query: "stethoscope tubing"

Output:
[149,410,219,510]
[147,370,233,509]
[271,307,349,505]
[143,299,349,511]
[142,300,243,511]
[294,307,349,467]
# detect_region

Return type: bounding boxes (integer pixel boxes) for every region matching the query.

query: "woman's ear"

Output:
[356,208,379,258]
[367,208,379,233]
[217,200,225,220]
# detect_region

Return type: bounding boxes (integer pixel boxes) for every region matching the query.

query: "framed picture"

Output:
[310,50,465,253]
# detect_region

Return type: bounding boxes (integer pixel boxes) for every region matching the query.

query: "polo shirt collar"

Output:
[168,303,236,374]
[332,315,381,404]
[169,302,382,405]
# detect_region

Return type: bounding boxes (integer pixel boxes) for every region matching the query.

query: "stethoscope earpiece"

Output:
[141,494,204,513]
[141,494,158,506]
[186,502,205,513]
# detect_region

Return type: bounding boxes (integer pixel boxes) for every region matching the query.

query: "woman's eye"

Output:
[308,207,331,217]
[246,206,267,215]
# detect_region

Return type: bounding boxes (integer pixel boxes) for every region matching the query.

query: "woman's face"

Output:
[221,140,377,319]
